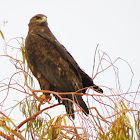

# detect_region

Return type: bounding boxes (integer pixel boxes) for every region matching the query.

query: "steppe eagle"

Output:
[25,14,103,119]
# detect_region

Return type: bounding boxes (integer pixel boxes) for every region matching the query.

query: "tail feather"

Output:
[63,100,75,119]
[92,84,103,93]
[62,95,75,119]
[74,95,89,115]
[62,94,89,119]
[79,68,103,93]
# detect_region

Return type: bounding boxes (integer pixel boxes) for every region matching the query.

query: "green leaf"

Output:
[0,30,5,40]
[63,115,67,126]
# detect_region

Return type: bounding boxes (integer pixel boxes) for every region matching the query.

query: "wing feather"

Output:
[26,33,83,92]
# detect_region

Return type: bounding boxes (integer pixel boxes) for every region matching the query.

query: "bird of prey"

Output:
[25,14,103,119]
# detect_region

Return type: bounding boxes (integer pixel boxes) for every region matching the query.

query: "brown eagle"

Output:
[25,14,103,119]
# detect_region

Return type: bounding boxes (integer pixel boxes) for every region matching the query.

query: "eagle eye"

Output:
[36,16,41,20]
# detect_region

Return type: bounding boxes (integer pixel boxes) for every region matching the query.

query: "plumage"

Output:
[25,14,103,119]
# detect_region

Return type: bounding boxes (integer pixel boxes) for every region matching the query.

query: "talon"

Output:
[41,94,52,102]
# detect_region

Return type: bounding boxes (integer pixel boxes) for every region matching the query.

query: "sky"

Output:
[0,0,140,135]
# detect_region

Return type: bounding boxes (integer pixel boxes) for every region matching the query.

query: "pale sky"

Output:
[0,0,140,136]
[1,0,140,91]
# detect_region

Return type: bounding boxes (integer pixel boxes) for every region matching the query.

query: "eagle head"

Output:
[28,14,48,28]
